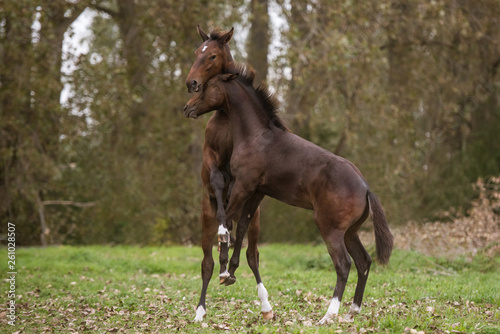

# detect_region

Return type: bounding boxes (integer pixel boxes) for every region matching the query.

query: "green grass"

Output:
[1,244,499,333]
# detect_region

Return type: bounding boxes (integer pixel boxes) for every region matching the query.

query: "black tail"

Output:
[367,192,393,264]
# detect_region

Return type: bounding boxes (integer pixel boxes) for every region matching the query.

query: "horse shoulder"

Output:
[230,143,265,179]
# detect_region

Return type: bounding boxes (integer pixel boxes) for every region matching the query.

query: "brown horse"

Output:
[184,66,394,324]
[186,26,272,322]
[186,25,234,93]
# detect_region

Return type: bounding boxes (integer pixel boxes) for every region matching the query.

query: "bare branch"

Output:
[42,200,98,208]
[92,4,118,17]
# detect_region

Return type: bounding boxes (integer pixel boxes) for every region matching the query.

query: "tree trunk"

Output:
[116,0,150,136]
[0,2,85,245]
[0,1,34,220]
[386,0,412,108]
[286,1,317,139]
[247,0,270,85]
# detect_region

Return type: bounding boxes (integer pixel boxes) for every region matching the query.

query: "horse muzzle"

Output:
[183,104,198,119]
[187,80,201,93]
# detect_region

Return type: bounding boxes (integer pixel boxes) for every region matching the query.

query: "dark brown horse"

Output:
[186,26,272,322]
[184,66,394,324]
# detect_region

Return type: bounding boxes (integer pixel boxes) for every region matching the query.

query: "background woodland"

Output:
[1,0,499,246]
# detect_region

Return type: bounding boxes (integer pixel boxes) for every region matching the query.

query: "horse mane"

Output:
[229,64,289,132]
[208,28,230,41]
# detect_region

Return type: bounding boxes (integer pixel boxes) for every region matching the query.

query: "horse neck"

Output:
[225,83,271,143]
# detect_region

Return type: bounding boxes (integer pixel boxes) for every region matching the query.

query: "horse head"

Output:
[185,26,234,93]
[184,73,238,119]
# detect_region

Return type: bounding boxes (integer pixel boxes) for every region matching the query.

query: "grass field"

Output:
[1,244,499,333]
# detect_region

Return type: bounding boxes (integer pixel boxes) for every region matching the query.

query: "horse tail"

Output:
[367,191,393,265]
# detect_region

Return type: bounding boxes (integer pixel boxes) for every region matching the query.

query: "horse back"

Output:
[257,131,368,208]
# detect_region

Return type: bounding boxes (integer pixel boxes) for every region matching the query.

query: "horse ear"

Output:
[219,27,234,45]
[197,25,209,42]
[222,73,238,82]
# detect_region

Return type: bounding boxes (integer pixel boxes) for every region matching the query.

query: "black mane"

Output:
[229,64,289,132]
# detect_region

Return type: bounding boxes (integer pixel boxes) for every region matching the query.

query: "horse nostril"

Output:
[191,81,199,92]
[187,80,197,93]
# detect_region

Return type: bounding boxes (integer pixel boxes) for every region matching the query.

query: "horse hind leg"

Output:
[343,231,372,322]
[342,197,372,321]
[245,208,273,320]
[317,225,352,324]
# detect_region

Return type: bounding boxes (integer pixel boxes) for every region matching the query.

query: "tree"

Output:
[1,1,86,245]
[1,0,498,245]
[247,0,270,84]
[268,0,500,232]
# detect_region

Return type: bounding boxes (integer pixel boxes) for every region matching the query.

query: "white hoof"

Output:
[340,313,355,323]
[194,306,206,322]
[257,283,273,318]
[318,316,328,325]
[262,310,273,320]
[219,270,230,284]
[318,315,337,325]
[341,303,360,322]
[319,296,340,325]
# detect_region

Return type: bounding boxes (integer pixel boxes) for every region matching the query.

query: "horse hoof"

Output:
[224,276,236,286]
[318,316,335,325]
[219,272,230,284]
[262,310,273,320]
[194,306,206,322]
[340,313,355,323]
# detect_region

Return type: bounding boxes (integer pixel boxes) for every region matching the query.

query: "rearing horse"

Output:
[186,25,234,93]
[185,26,272,322]
[184,67,394,324]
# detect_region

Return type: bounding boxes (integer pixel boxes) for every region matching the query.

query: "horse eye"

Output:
[210,55,217,60]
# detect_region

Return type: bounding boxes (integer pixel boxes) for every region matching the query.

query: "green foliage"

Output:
[275,0,500,227]
[1,245,498,332]
[1,0,243,245]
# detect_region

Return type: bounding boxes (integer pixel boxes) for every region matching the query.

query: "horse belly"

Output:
[259,175,313,210]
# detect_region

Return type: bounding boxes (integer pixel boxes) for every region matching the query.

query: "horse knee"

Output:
[210,170,225,191]
[216,211,226,224]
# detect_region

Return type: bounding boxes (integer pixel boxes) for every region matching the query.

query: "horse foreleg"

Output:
[194,196,218,322]
[207,164,231,280]
[209,167,229,235]
[218,237,230,283]
[224,193,264,285]
[207,160,229,230]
